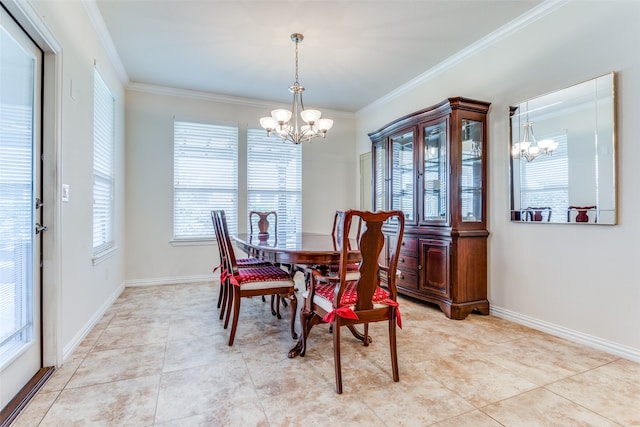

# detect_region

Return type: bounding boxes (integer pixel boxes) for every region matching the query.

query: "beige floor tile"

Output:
[162,333,241,373]
[10,390,59,427]
[155,363,257,423]
[474,333,617,386]
[482,387,621,426]
[431,410,505,427]
[39,353,84,393]
[39,375,160,426]
[416,351,539,407]
[154,401,269,427]
[11,281,640,427]
[66,343,166,388]
[93,320,170,351]
[546,365,640,426]
[357,370,477,426]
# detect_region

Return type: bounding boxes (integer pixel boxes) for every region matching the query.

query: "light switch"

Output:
[62,184,69,202]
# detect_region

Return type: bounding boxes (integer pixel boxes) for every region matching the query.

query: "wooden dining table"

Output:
[232,232,360,268]
[232,232,362,358]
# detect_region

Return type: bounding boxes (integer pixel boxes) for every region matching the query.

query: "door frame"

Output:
[3,0,63,369]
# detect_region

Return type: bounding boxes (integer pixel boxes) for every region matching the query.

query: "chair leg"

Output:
[363,323,370,347]
[299,309,321,357]
[289,292,298,340]
[389,316,399,382]
[216,280,224,309]
[228,287,241,346]
[219,279,228,320]
[224,282,233,328]
[270,295,277,316]
[333,320,343,394]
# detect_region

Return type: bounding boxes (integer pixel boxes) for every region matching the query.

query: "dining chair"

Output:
[214,210,297,346]
[211,210,271,319]
[299,209,405,393]
[249,210,278,236]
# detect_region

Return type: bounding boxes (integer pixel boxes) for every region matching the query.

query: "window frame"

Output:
[246,129,302,236]
[173,120,239,241]
[92,68,115,258]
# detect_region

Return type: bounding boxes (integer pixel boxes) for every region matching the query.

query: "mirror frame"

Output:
[509,72,617,225]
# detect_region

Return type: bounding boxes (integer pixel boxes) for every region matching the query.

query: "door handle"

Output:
[35,223,48,234]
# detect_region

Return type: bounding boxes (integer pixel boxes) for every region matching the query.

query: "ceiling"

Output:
[94,0,544,113]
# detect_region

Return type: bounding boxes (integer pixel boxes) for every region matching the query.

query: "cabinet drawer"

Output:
[397,254,418,270]
[400,237,418,254]
[396,270,418,290]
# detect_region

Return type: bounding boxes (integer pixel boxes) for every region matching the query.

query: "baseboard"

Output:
[125,274,217,287]
[62,281,125,361]
[490,305,640,363]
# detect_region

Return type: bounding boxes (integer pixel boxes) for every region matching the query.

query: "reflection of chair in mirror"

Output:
[522,207,552,222]
[567,205,597,223]
[249,211,277,237]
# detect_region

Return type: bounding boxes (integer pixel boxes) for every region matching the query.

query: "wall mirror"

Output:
[509,72,616,224]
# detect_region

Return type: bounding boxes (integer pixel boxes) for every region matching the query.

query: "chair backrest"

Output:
[249,211,278,235]
[214,210,240,275]
[211,210,226,268]
[335,210,404,311]
[332,210,362,249]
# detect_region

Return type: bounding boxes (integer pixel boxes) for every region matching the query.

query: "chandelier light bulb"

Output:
[301,109,321,124]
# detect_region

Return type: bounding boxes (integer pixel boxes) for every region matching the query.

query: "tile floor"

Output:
[11,277,640,426]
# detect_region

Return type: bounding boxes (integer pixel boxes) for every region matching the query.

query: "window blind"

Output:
[174,121,238,239]
[93,70,115,255]
[247,129,302,236]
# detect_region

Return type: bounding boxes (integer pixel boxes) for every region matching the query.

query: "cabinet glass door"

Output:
[373,141,387,211]
[422,120,448,222]
[460,119,483,222]
[391,131,415,222]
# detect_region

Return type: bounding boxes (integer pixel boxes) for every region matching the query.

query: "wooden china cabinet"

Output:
[369,97,491,320]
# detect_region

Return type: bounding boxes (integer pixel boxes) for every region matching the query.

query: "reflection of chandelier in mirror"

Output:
[259,33,333,144]
[512,119,559,162]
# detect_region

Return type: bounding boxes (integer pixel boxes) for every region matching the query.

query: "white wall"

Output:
[356,1,640,358]
[26,1,127,359]
[124,88,356,283]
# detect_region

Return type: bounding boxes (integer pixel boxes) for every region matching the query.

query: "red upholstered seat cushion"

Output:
[233,265,292,285]
[313,280,390,307]
[237,257,270,267]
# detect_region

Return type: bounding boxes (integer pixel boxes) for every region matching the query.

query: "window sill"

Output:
[92,246,118,266]
[170,239,215,247]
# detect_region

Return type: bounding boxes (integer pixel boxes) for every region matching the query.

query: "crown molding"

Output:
[127,82,355,118]
[82,0,129,85]
[357,0,570,116]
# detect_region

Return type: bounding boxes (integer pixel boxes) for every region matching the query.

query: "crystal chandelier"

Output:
[512,103,558,162]
[260,33,333,144]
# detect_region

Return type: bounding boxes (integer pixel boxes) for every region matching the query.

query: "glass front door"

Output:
[0,7,43,410]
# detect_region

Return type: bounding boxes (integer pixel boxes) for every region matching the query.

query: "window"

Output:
[519,131,569,222]
[93,70,115,256]
[247,129,302,235]
[174,121,238,239]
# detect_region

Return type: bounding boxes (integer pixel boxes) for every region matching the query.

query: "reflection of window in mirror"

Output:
[509,72,616,225]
